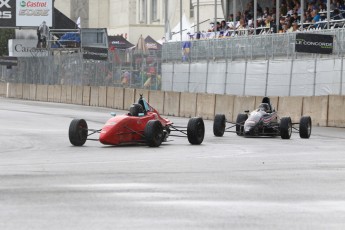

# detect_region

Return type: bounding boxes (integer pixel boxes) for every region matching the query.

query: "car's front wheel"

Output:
[213,114,226,137]
[69,119,88,146]
[144,120,163,147]
[299,116,312,139]
[187,117,205,145]
[236,113,248,136]
[280,117,292,139]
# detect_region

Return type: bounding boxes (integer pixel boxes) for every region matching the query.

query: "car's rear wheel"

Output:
[144,120,163,147]
[236,113,248,136]
[187,117,205,145]
[69,119,88,146]
[299,116,312,139]
[213,114,226,137]
[280,117,292,139]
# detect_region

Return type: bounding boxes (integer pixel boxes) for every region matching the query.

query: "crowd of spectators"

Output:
[199,0,345,38]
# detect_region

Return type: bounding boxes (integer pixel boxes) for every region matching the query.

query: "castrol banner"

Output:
[16,0,53,26]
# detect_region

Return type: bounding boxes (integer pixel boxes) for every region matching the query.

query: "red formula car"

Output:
[69,95,205,147]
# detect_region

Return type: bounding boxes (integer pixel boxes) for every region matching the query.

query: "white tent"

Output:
[170,13,193,41]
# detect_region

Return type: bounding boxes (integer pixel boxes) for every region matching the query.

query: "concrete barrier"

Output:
[124,88,135,110]
[98,86,107,107]
[277,96,303,123]
[72,85,83,105]
[163,91,180,116]
[53,85,62,103]
[196,93,216,120]
[302,96,328,127]
[23,84,30,100]
[7,83,17,98]
[179,92,197,118]
[36,85,48,101]
[215,94,235,122]
[106,87,115,108]
[149,90,165,113]
[47,85,54,102]
[90,86,99,107]
[82,86,91,106]
[328,95,345,127]
[66,85,72,104]
[0,83,6,97]
[233,96,256,121]
[29,84,36,100]
[61,85,68,103]
[114,87,124,110]
[16,83,23,99]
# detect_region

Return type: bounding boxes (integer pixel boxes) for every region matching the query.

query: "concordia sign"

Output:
[295,33,334,54]
[0,0,52,27]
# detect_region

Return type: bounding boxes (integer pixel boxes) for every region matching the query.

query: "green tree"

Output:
[0,29,15,56]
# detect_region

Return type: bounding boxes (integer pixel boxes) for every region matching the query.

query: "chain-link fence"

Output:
[1,49,162,90]
[162,28,345,62]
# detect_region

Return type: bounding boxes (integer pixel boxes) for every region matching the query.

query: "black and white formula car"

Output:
[213,97,312,139]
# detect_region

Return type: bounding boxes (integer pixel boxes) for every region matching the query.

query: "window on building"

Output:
[139,0,147,23]
[190,0,194,18]
[151,0,158,21]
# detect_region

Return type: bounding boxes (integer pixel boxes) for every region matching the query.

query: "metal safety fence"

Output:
[0,49,162,90]
[162,28,345,62]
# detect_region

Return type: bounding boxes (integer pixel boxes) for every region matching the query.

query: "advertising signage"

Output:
[0,0,52,27]
[295,33,334,55]
[0,0,16,27]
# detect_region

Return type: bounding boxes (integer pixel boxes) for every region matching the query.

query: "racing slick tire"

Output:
[187,117,205,145]
[299,116,312,139]
[236,113,248,136]
[280,117,292,139]
[144,120,164,147]
[213,114,226,137]
[69,119,88,146]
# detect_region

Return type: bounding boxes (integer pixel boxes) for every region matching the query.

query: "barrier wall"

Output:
[0,83,6,97]
[302,96,329,127]
[278,96,303,123]
[2,83,345,128]
[149,90,165,113]
[215,94,235,122]
[161,58,345,96]
[82,86,91,106]
[124,88,135,110]
[72,85,83,105]
[196,93,216,120]
[163,91,180,116]
[114,87,124,110]
[180,92,197,118]
[90,86,99,107]
[98,86,107,107]
[29,84,36,100]
[106,87,115,108]
[232,96,256,121]
[328,95,345,127]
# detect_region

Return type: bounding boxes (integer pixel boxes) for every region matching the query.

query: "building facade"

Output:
[54,0,273,44]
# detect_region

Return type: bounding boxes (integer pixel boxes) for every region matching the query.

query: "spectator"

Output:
[121,71,130,87]
[290,12,300,24]
[36,27,42,48]
[220,20,228,31]
[291,22,300,31]
[182,40,191,62]
[39,21,49,48]
[312,9,321,23]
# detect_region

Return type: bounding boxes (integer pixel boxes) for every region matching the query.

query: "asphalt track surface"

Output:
[1,98,345,230]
